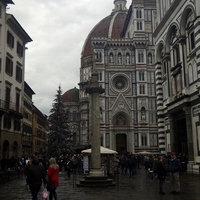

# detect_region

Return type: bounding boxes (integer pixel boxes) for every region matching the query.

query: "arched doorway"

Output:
[3,140,9,158]
[113,113,129,154]
[116,134,127,154]
[174,118,188,155]
[12,142,18,158]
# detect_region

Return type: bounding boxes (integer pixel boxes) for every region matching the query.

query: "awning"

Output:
[81,146,118,154]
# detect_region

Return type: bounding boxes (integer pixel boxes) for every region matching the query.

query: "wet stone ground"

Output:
[0,168,200,200]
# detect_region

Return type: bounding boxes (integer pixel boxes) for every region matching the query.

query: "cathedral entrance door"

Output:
[175,118,188,155]
[116,134,127,154]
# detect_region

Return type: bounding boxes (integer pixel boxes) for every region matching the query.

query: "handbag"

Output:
[42,188,48,199]
[47,180,54,192]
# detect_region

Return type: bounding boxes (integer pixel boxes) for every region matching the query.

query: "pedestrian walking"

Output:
[27,156,46,200]
[155,157,167,195]
[169,152,181,195]
[66,159,73,178]
[47,157,59,200]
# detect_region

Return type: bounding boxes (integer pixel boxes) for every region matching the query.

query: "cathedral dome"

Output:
[81,0,128,58]
[62,87,79,103]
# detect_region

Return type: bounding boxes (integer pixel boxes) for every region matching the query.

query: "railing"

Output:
[0,99,6,110]
[0,99,23,114]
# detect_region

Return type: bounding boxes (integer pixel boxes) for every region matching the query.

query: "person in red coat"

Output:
[47,157,60,200]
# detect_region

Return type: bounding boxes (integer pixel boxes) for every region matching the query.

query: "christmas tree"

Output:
[47,86,73,157]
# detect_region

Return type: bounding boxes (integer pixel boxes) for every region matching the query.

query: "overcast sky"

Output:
[9,0,132,115]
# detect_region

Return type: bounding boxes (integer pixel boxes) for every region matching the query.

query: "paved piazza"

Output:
[0,168,200,200]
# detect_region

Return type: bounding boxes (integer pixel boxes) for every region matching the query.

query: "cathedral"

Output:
[63,0,200,170]
[63,0,158,154]
[154,0,200,172]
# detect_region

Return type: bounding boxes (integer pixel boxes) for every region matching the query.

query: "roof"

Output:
[6,14,32,43]
[81,146,118,154]
[5,0,14,4]
[62,87,79,103]
[81,12,127,57]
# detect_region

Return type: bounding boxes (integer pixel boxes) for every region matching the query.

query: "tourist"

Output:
[47,157,59,200]
[27,156,46,200]
[156,157,167,195]
[169,152,181,195]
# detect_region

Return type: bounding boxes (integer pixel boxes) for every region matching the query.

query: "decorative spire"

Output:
[113,0,127,12]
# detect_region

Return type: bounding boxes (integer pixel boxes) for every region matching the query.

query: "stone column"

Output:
[86,55,105,177]
[169,114,176,152]
[183,107,194,161]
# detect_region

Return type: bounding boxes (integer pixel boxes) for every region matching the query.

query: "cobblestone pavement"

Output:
[0,168,200,200]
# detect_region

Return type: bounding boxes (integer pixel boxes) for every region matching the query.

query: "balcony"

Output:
[0,99,23,116]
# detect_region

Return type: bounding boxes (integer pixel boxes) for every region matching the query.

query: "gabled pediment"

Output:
[110,93,131,116]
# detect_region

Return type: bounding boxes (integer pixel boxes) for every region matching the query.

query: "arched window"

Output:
[99,52,102,60]
[96,51,102,61]
[141,107,146,120]
[170,26,180,66]
[138,51,144,63]
[3,116,11,129]
[148,53,152,64]
[136,10,142,18]
[139,72,145,81]
[141,134,147,146]
[139,85,145,94]
[137,21,143,30]
[98,71,102,81]
[185,10,195,54]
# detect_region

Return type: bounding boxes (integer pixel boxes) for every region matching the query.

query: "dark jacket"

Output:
[156,162,166,178]
[27,156,46,185]
[169,158,181,173]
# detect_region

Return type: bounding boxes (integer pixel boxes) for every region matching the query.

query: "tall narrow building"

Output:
[0,0,32,158]
[78,0,158,153]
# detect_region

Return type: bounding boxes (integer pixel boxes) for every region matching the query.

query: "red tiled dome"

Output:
[81,12,127,58]
[62,87,79,103]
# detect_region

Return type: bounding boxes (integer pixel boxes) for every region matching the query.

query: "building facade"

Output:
[0,0,47,160]
[78,0,158,154]
[0,0,32,159]
[154,0,200,170]
[22,82,35,156]
[32,105,47,155]
[62,87,80,148]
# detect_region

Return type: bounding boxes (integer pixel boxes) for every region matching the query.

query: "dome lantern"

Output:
[113,0,127,12]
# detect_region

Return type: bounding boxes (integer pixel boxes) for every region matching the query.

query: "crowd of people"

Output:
[0,151,186,198]
[116,151,185,195]
[0,154,83,200]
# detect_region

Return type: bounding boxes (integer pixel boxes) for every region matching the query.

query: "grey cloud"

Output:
[10,0,132,115]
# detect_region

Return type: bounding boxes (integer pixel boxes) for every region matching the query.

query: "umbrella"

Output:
[81,146,118,154]
[137,151,152,155]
